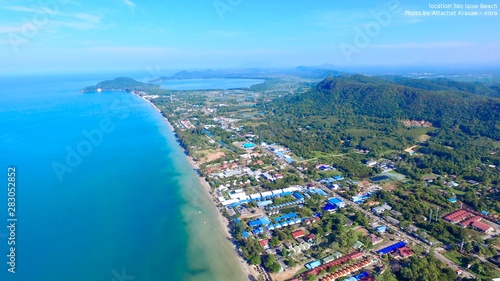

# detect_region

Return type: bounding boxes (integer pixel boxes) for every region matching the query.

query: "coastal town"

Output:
[135,77,500,281]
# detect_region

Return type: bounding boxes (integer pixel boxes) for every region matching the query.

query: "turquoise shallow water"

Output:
[0,75,247,281]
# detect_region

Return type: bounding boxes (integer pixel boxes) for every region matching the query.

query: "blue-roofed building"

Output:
[257,200,273,207]
[355,272,369,280]
[345,277,357,281]
[242,231,249,238]
[259,217,271,226]
[377,241,407,255]
[327,197,346,208]
[448,198,457,203]
[376,226,387,233]
[293,192,304,200]
[308,188,328,196]
[333,175,345,181]
[248,219,261,227]
[305,260,321,270]
[482,210,489,215]
[323,204,336,212]
[234,218,240,223]
[242,142,256,149]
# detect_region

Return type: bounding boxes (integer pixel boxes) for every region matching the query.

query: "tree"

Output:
[264,255,281,273]
[375,270,398,281]
[269,236,280,248]
[307,274,317,281]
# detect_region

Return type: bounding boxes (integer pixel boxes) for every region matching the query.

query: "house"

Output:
[370,234,384,245]
[353,241,364,250]
[376,226,387,233]
[471,221,494,234]
[259,239,269,249]
[304,233,316,241]
[305,260,321,270]
[393,246,414,259]
[327,197,346,208]
[372,204,392,214]
[385,216,400,225]
[291,229,305,240]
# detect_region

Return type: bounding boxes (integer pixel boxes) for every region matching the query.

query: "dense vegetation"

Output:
[81,77,164,93]
[256,75,500,178]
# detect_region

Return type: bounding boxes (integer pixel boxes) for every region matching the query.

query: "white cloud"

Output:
[0,5,104,33]
[123,0,136,8]
[2,5,58,15]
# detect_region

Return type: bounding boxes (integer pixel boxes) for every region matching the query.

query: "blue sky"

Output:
[0,0,499,74]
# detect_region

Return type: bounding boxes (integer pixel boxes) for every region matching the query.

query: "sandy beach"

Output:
[136,93,260,280]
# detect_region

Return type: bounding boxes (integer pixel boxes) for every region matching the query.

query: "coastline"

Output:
[135,94,259,280]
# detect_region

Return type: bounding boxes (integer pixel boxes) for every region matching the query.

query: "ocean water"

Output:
[0,74,247,281]
[157,78,265,90]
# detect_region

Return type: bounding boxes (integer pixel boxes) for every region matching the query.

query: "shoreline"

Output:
[135,93,259,280]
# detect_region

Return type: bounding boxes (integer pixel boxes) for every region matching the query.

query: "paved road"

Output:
[262,146,426,248]
[261,145,481,279]
[434,248,476,279]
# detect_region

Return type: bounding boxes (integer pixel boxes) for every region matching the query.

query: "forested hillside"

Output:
[256,75,500,181]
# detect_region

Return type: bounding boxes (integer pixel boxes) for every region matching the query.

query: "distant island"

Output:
[80,77,161,93]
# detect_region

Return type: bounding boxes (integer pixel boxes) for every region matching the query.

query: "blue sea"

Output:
[0,74,256,281]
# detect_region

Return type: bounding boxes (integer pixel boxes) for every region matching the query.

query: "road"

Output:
[261,145,480,279]
[434,248,476,279]
[262,146,426,249]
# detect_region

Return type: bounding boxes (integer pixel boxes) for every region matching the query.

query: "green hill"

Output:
[81,77,161,93]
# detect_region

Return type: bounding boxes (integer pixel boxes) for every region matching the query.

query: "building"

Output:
[385,216,400,225]
[375,226,387,233]
[372,204,392,214]
[305,260,321,270]
[471,221,494,234]
[460,215,482,227]
[259,239,269,249]
[443,210,472,223]
[353,241,364,250]
[393,246,414,259]
[370,234,383,245]
[292,229,305,239]
[242,142,256,149]
[327,197,346,208]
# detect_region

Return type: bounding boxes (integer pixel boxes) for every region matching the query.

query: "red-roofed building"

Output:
[259,239,269,249]
[304,233,316,243]
[350,252,363,260]
[460,216,482,227]
[275,173,284,179]
[444,210,472,223]
[471,221,494,233]
[393,246,414,259]
[291,230,305,240]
